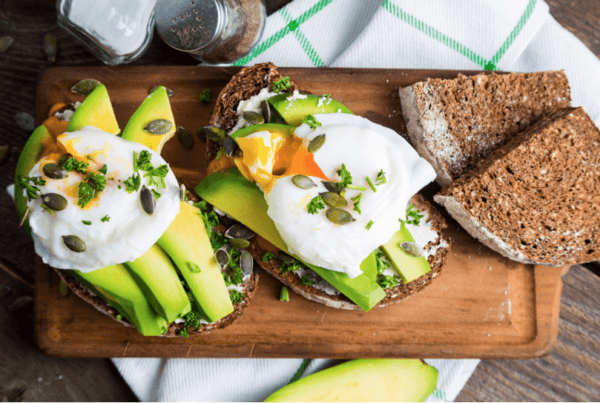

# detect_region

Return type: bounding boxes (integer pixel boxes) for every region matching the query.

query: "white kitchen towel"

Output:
[113,0,600,401]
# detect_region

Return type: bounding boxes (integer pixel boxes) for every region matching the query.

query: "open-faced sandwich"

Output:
[15,83,258,336]
[197,63,452,311]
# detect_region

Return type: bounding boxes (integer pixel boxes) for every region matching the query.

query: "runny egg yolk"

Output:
[233,130,329,193]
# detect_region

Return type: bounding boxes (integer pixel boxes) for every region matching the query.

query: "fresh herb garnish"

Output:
[229,289,246,304]
[262,252,276,262]
[77,181,95,208]
[222,247,244,286]
[17,175,46,201]
[194,200,227,252]
[143,165,169,188]
[375,249,400,289]
[99,164,107,175]
[402,203,424,226]
[280,286,289,302]
[273,76,291,92]
[86,155,94,162]
[280,257,304,274]
[82,220,92,225]
[307,195,325,215]
[62,157,88,173]
[41,203,54,215]
[123,173,141,194]
[101,215,110,222]
[199,89,211,103]
[302,114,321,130]
[180,310,203,337]
[336,164,365,191]
[86,171,106,191]
[115,314,123,321]
[375,169,387,185]
[300,274,315,286]
[366,176,376,192]
[136,150,153,171]
[351,192,363,214]
[366,220,374,230]
[151,189,161,199]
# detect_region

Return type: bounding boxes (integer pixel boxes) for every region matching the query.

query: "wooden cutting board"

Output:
[33,66,569,359]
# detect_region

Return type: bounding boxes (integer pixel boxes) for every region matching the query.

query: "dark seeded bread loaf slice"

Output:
[400,71,571,186]
[435,107,600,266]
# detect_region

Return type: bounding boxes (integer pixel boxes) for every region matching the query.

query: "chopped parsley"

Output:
[351,192,363,214]
[115,314,123,321]
[99,164,107,175]
[229,290,245,304]
[135,150,153,171]
[402,203,424,226]
[366,176,376,192]
[262,252,276,262]
[199,88,211,103]
[375,169,387,185]
[375,249,400,289]
[77,181,95,208]
[366,220,374,230]
[143,165,169,188]
[41,203,54,215]
[151,189,161,199]
[82,220,92,225]
[17,175,46,201]
[300,274,315,286]
[123,173,141,194]
[336,164,365,191]
[280,257,304,274]
[222,247,244,286]
[273,76,291,92]
[101,215,110,222]
[194,200,226,251]
[61,157,88,173]
[86,171,106,191]
[302,114,321,129]
[307,195,325,215]
[180,310,204,337]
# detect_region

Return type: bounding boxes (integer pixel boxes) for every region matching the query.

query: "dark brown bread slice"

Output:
[435,107,600,266]
[400,71,571,186]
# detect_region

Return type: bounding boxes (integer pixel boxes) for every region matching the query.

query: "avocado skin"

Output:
[157,201,234,323]
[121,86,175,154]
[264,359,438,402]
[66,84,120,135]
[381,222,431,283]
[267,94,353,126]
[195,168,386,312]
[230,123,295,142]
[124,244,191,323]
[71,265,168,336]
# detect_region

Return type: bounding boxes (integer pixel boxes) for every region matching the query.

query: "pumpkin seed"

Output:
[228,238,250,249]
[225,224,255,240]
[149,86,174,97]
[292,175,317,190]
[187,262,201,273]
[19,207,30,228]
[223,136,235,157]
[140,185,156,215]
[320,192,348,208]
[202,126,226,143]
[59,280,70,296]
[261,100,272,123]
[242,111,264,125]
[0,36,15,53]
[144,119,173,135]
[322,181,343,193]
[240,251,253,276]
[63,235,86,252]
[70,79,101,95]
[215,248,229,268]
[400,242,423,258]
[179,183,187,202]
[58,153,72,166]
[0,146,9,165]
[177,126,194,149]
[278,251,294,264]
[43,33,57,62]
[308,134,326,153]
[15,112,35,131]
[326,208,356,225]
[41,193,68,211]
[43,163,67,179]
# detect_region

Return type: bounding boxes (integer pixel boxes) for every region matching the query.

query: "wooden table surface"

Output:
[0,0,598,401]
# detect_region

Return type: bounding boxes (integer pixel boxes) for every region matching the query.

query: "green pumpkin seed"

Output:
[144,119,173,135]
[326,208,356,225]
[140,186,156,215]
[149,86,174,97]
[320,192,348,208]
[261,100,272,123]
[0,146,9,165]
[400,242,423,258]
[58,153,72,166]
[292,175,317,190]
[43,163,67,179]
[59,280,70,296]
[41,193,68,211]
[215,248,229,268]
[63,235,86,252]
[225,224,255,240]
[242,111,264,125]
[19,207,30,228]
[15,112,35,131]
[229,238,250,249]
[0,36,15,53]
[322,181,343,193]
[308,134,326,153]
[71,79,101,95]
[278,251,294,264]
[43,33,57,62]
[187,262,201,273]
[202,126,226,143]
[240,251,253,276]
[177,126,194,149]
[223,136,235,157]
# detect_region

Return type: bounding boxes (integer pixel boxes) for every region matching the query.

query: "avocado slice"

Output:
[230,123,295,142]
[195,168,385,311]
[121,86,176,154]
[124,244,191,323]
[71,264,168,336]
[66,84,120,135]
[267,94,353,126]
[264,359,438,402]
[157,201,234,322]
[381,222,431,283]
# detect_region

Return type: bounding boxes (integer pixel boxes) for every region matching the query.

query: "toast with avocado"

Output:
[200,63,451,310]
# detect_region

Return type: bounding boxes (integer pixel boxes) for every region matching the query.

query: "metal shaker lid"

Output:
[154,0,226,52]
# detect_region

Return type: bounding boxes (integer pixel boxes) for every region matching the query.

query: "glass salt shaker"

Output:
[154,0,266,64]
[56,0,157,65]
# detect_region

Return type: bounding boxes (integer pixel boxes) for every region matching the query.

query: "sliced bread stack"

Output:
[400,71,571,186]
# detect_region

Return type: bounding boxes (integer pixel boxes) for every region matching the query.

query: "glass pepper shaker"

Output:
[56,0,157,65]
[154,0,266,64]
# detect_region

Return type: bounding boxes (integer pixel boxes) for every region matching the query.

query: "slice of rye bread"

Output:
[435,107,600,267]
[399,71,571,186]
[55,220,259,337]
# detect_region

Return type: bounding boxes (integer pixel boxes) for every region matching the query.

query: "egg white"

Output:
[27,127,180,272]
[264,113,436,278]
